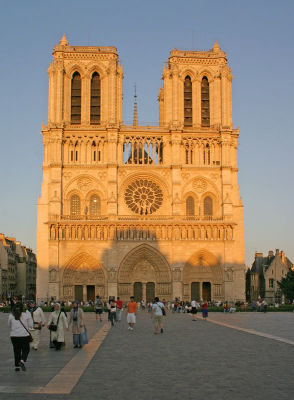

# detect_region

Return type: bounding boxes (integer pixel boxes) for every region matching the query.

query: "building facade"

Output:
[0,234,36,299]
[37,36,245,303]
[246,249,293,304]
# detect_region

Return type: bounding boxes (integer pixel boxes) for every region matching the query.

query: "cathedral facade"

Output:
[36,36,245,303]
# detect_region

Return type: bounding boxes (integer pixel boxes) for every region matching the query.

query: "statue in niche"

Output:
[108,268,116,282]
[225,268,233,281]
[173,268,181,281]
[49,269,57,282]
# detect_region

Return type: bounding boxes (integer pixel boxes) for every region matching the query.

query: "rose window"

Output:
[124,179,163,215]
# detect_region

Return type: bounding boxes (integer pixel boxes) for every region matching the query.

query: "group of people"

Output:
[8,300,87,371]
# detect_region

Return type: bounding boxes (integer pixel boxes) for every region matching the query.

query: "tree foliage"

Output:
[278,269,294,301]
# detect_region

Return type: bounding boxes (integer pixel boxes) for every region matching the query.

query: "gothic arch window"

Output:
[204,196,213,217]
[186,196,195,216]
[90,194,101,216]
[203,143,210,165]
[71,72,81,124]
[184,76,192,127]
[90,72,101,124]
[70,194,81,216]
[201,76,210,127]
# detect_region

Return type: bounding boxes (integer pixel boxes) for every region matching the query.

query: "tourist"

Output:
[69,301,84,348]
[94,295,104,322]
[202,301,208,320]
[191,299,198,321]
[141,299,146,310]
[27,300,46,350]
[127,296,137,331]
[47,303,68,350]
[109,298,116,326]
[8,302,33,371]
[115,297,123,322]
[151,297,166,334]
[262,299,268,313]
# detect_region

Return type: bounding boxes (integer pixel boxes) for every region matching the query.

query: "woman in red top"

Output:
[202,301,208,320]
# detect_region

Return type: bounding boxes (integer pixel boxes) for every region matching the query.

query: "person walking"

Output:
[109,298,116,326]
[191,299,198,321]
[47,303,68,350]
[27,300,46,350]
[69,301,84,348]
[127,296,137,331]
[8,302,33,371]
[94,295,104,322]
[151,297,166,334]
[115,297,123,322]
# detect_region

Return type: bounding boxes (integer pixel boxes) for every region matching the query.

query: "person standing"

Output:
[69,301,84,348]
[27,300,46,350]
[94,295,104,322]
[127,296,137,331]
[151,297,166,334]
[8,302,33,371]
[115,297,123,322]
[47,303,68,350]
[202,301,208,320]
[191,299,198,321]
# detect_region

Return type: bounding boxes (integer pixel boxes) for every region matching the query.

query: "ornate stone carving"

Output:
[124,179,163,215]
[77,177,93,191]
[193,178,207,193]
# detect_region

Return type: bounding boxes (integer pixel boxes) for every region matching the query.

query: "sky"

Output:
[0,0,293,266]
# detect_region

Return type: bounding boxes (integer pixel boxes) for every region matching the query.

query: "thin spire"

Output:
[212,40,220,52]
[133,83,138,127]
[59,33,69,46]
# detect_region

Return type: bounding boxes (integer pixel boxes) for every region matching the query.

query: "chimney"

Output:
[255,252,263,258]
[268,250,274,257]
[275,249,280,256]
[281,251,285,263]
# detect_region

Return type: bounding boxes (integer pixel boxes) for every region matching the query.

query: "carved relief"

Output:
[49,269,57,282]
[77,177,93,191]
[193,178,207,193]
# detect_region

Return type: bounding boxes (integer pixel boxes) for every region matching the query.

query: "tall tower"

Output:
[37,37,245,303]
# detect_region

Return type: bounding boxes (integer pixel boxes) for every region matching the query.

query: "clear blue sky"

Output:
[0,0,293,266]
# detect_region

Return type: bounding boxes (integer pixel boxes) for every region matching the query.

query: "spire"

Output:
[212,40,220,52]
[59,33,69,46]
[133,84,138,127]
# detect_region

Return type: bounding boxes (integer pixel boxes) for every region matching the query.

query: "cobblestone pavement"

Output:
[0,311,293,400]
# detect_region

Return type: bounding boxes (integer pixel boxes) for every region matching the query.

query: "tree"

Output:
[277,269,294,301]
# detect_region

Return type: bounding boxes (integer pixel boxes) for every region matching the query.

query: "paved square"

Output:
[1,310,293,400]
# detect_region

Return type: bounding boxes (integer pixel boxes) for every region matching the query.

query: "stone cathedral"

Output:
[36,35,245,304]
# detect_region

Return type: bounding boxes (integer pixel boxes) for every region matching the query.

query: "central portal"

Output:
[118,244,172,301]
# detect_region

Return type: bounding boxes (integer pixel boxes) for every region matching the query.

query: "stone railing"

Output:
[49,221,234,242]
[50,214,224,222]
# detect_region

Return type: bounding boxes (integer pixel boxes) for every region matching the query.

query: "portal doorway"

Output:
[146,282,155,302]
[191,282,200,301]
[87,285,95,301]
[134,282,143,302]
[202,282,211,301]
[75,285,83,302]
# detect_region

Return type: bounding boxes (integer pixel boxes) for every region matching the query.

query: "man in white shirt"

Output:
[27,300,46,350]
[151,297,166,334]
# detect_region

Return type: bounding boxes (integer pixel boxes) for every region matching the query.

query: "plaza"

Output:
[1,310,293,400]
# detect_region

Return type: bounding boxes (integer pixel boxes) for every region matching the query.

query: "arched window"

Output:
[90,194,101,216]
[186,196,195,216]
[70,195,80,216]
[201,77,210,127]
[184,76,192,127]
[90,72,101,124]
[71,72,81,124]
[204,196,213,216]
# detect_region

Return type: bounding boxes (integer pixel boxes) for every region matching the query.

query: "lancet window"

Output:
[204,196,213,217]
[70,195,81,216]
[201,77,210,127]
[90,194,101,216]
[203,143,211,165]
[123,136,163,165]
[186,196,195,216]
[71,72,81,124]
[184,76,192,127]
[90,72,101,124]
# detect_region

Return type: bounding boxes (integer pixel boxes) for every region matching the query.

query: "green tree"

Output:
[278,269,294,301]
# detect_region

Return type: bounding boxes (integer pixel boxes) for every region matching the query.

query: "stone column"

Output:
[83,285,87,302]
[142,283,147,301]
